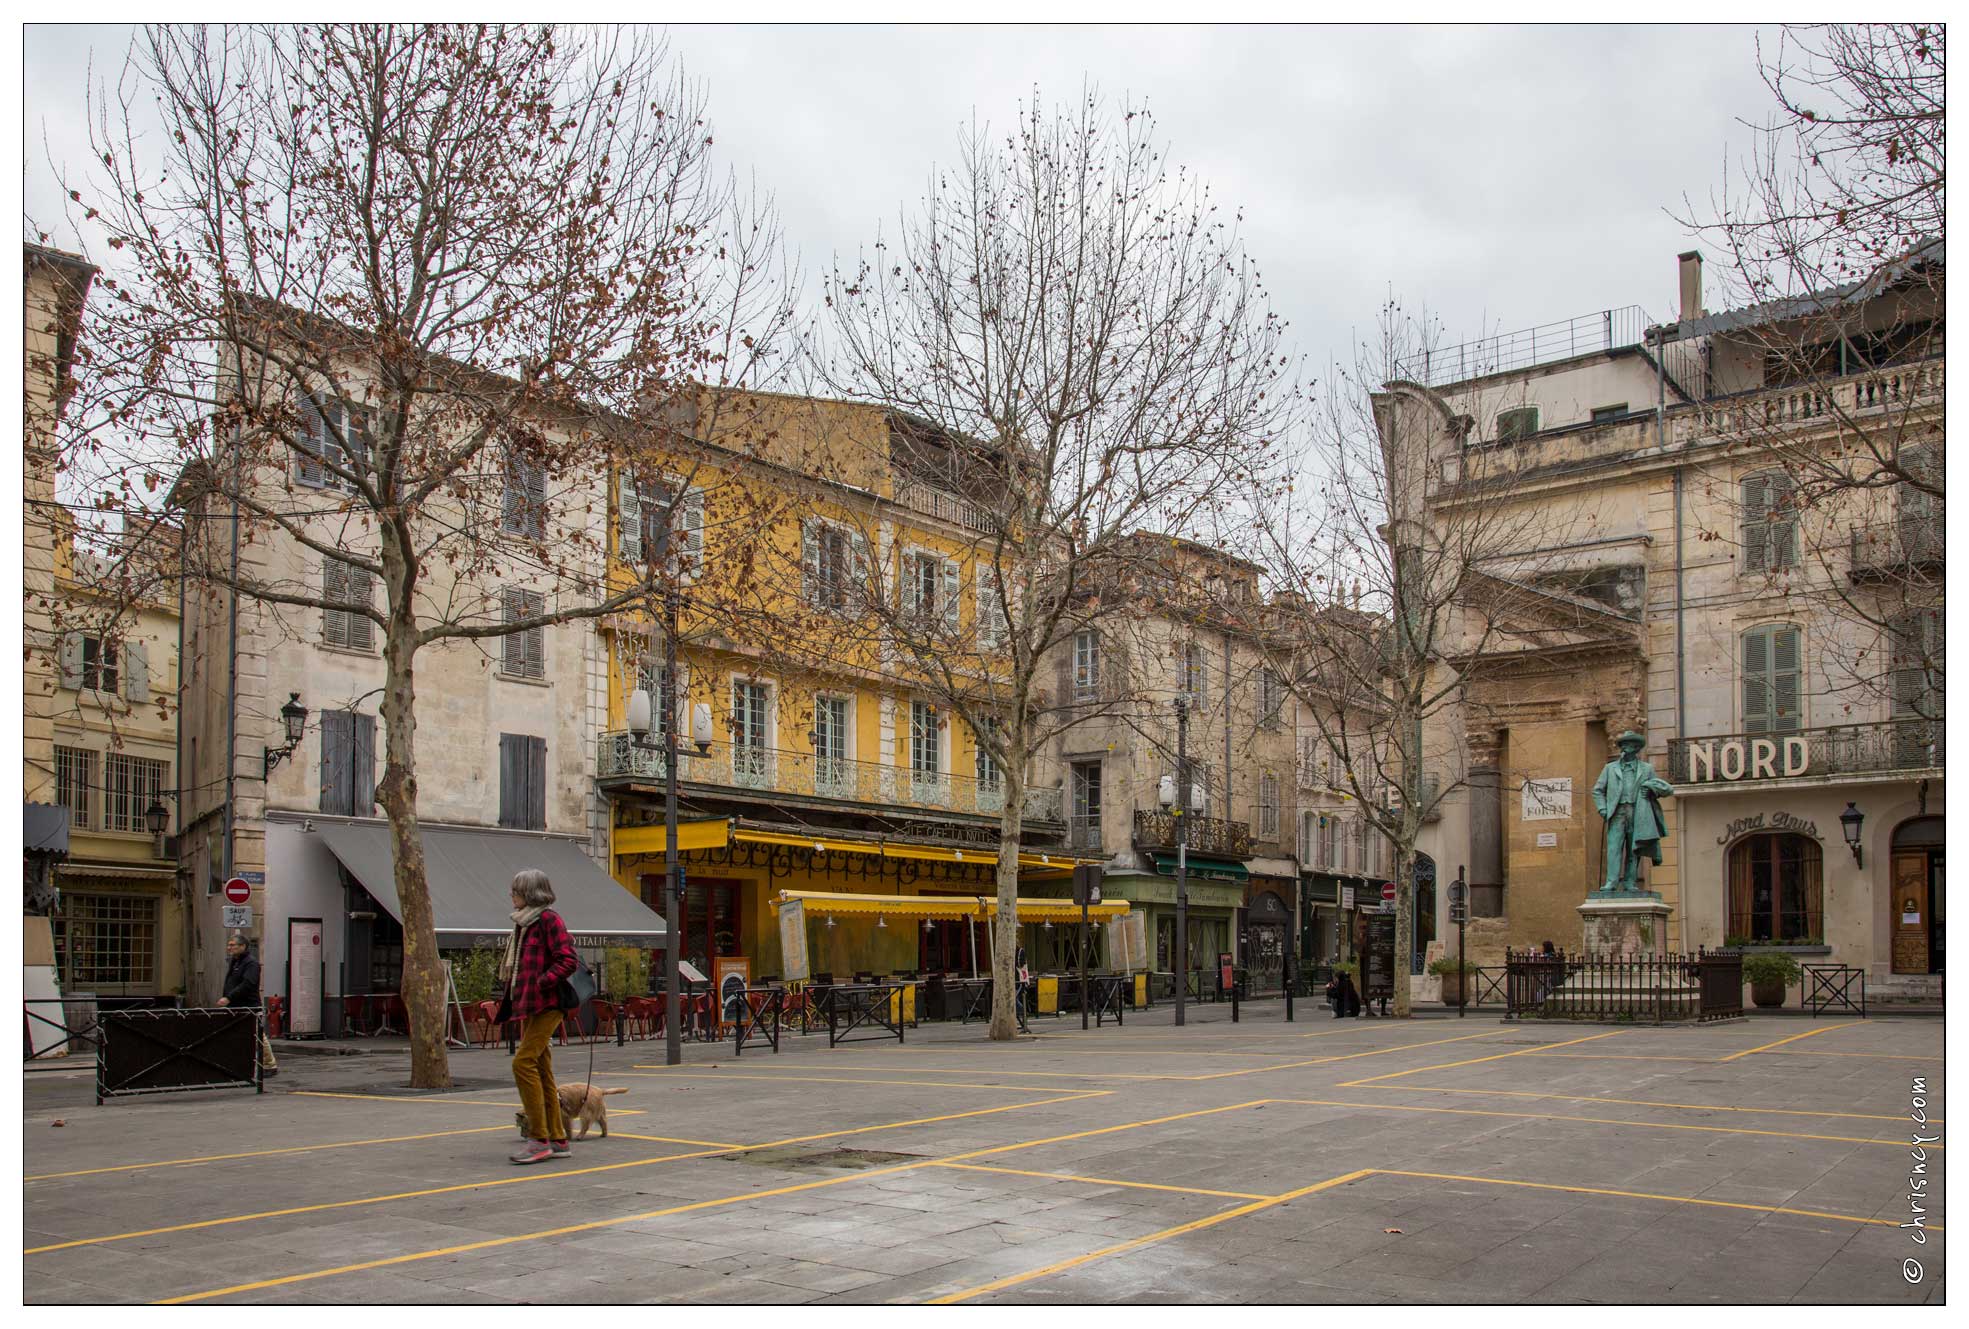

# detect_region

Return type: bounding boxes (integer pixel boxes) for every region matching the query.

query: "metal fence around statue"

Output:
[1504,949,1743,1024]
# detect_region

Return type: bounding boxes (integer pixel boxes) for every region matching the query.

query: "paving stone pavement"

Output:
[20,1003,1945,1304]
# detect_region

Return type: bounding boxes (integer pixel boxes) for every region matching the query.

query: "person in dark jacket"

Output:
[217,932,278,1076]
[498,870,578,1165]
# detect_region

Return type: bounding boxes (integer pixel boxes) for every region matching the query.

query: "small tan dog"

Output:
[515,1082,627,1141]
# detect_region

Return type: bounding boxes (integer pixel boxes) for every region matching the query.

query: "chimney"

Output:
[1677,251,1703,323]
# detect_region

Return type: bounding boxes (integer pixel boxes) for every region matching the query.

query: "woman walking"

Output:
[498,869,577,1165]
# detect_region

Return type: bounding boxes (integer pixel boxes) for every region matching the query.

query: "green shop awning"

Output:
[1150,853,1248,884]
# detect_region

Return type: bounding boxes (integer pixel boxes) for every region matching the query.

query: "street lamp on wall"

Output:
[263,693,308,777]
[1839,802,1865,867]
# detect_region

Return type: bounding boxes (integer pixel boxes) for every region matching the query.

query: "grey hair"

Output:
[511,869,556,908]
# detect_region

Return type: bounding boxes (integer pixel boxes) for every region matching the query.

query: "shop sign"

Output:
[1715,811,1822,845]
[1340,885,1355,910]
[1686,736,1810,783]
[1521,778,1572,821]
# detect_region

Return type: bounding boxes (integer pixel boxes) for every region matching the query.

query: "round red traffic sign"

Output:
[223,878,252,905]
[1380,881,1397,901]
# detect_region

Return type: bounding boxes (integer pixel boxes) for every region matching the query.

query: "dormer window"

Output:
[1495,407,1540,442]
[1589,403,1629,425]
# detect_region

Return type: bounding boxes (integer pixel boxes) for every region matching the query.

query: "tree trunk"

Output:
[376,529,451,1088]
[1392,834,1414,1018]
[988,764,1025,1041]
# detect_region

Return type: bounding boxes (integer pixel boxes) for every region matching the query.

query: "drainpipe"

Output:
[175,529,192,999]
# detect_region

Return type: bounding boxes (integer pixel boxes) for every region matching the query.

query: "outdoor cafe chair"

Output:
[341,994,373,1037]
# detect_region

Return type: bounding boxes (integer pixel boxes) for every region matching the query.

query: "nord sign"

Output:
[1685,736,1809,783]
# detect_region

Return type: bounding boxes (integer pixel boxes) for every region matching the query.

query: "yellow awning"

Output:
[773,890,984,919]
[735,827,1098,869]
[613,819,731,858]
[994,897,1132,922]
[734,829,881,856]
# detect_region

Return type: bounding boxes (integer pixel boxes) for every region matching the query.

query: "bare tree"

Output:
[1240,305,1603,1015]
[758,91,1297,1039]
[42,24,790,1086]
[1682,22,1943,738]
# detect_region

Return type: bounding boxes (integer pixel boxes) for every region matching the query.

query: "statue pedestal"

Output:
[1577,893,1671,958]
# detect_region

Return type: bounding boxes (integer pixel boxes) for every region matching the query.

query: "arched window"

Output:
[1741,623,1802,734]
[1412,852,1437,973]
[1727,833,1823,943]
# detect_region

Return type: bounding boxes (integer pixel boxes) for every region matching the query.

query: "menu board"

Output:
[1361,913,1398,1001]
[778,899,811,982]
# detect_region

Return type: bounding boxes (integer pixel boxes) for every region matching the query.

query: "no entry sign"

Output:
[1380,881,1397,902]
[223,878,252,905]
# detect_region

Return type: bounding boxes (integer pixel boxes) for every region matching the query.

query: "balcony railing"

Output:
[596,732,1065,823]
[1667,717,1945,786]
[1850,515,1944,580]
[1396,306,1649,388]
[893,480,999,535]
[1674,357,1943,447]
[1133,809,1253,858]
[1065,816,1103,854]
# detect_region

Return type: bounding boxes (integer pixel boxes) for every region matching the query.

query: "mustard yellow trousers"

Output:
[511,1010,568,1141]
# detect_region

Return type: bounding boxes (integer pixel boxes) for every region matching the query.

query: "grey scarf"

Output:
[499,904,546,990]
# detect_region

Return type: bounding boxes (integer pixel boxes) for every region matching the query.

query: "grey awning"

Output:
[24,803,70,857]
[315,821,669,948]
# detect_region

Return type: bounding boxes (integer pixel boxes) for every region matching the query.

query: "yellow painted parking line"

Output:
[616,1070,1093,1092]
[1769,1049,1945,1062]
[33,1090,1107,1258]
[1377,1169,1945,1231]
[926,1168,1377,1303]
[156,1097,1255,1303]
[634,1062,1176,1081]
[1365,1085,1941,1124]
[290,1091,528,1108]
[1522,1052,1719,1062]
[24,1125,515,1181]
[933,1162,1275,1201]
[1719,1022,1863,1061]
[587,1133,743,1148]
[1340,1030,1624,1086]
[1271,1099,1934,1150]
[1190,1030,1510,1081]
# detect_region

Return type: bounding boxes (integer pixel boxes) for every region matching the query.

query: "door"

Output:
[1929,850,1945,974]
[1891,851,1929,975]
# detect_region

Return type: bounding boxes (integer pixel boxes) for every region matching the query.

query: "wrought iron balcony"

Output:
[597,732,1064,823]
[1065,816,1104,854]
[1850,516,1944,581]
[1667,717,1945,786]
[1133,808,1252,858]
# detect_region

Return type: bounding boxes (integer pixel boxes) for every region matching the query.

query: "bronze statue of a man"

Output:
[1591,730,1673,894]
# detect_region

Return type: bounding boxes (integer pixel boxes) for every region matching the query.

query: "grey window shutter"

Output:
[942,559,960,633]
[528,736,547,829]
[498,734,523,827]
[1741,476,1771,572]
[1102,637,1128,704]
[353,714,377,813]
[1741,626,1771,733]
[1770,626,1801,731]
[502,590,524,675]
[900,550,920,618]
[348,567,374,653]
[618,474,641,565]
[802,519,820,606]
[58,633,83,690]
[850,532,871,609]
[323,559,348,648]
[295,397,326,486]
[319,710,353,814]
[123,641,150,703]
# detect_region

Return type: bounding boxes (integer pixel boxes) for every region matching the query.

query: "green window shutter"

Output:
[942,558,960,633]
[1770,626,1801,732]
[1741,476,1771,572]
[1742,626,1772,733]
[618,474,641,565]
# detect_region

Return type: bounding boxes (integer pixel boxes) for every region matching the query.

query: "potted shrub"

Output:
[1428,954,1477,1006]
[1741,950,1801,1008]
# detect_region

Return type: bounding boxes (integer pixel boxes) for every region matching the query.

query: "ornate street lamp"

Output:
[1839,802,1865,867]
[263,693,308,776]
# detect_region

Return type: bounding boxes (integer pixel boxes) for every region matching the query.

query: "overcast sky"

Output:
[24,22,1782,382]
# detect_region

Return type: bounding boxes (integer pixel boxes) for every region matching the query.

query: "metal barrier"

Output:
[731,988,784,1056]
[1088,975,1127,1028]
[1504,950,1744,1024]
[97,1007,263,1104]
[25,997,100,1066]
[1469,967,1509,1009]
[826,983,905,1048]
[1804,965,1867,1018]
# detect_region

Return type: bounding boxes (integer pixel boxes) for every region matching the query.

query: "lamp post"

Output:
[1449,865,1467,1019]
[627,579,712,1067]
[145,797,170,860]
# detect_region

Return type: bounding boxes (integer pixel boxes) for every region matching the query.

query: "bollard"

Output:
[1230,980,1239,1023]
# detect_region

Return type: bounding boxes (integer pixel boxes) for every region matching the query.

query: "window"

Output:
[901,550,958,631]
[1181,643,1208,709]
[81,635,118,694]
[293,396,369,492]
[977,566,1009,649]
[1589,403,1629,424]
[55,746,92,830]
[319,710,377,816]
[1495,406,1540,442]
[500,588,546,680]
[1072,630,1100,702]
[974,717,1002,790]
[497,733,547,830]
[1316,812,1337,870]
[804,521,855,611]
[813,694,851,796]
[732,680,771,787]
[53,894,158,993]
[909,701,941,775]
[1258,668,1284,726]
[1728,833,1823,943]
[323,557,375,652]
[622,476,706,579]
[1890,608,1944,723]
[502,449,547,539]
[1741,624,1802,734]
[1740,472,1799,572]
[1258,772,1280,840]
[1069,761,1102,850]
[103,754,167,833]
